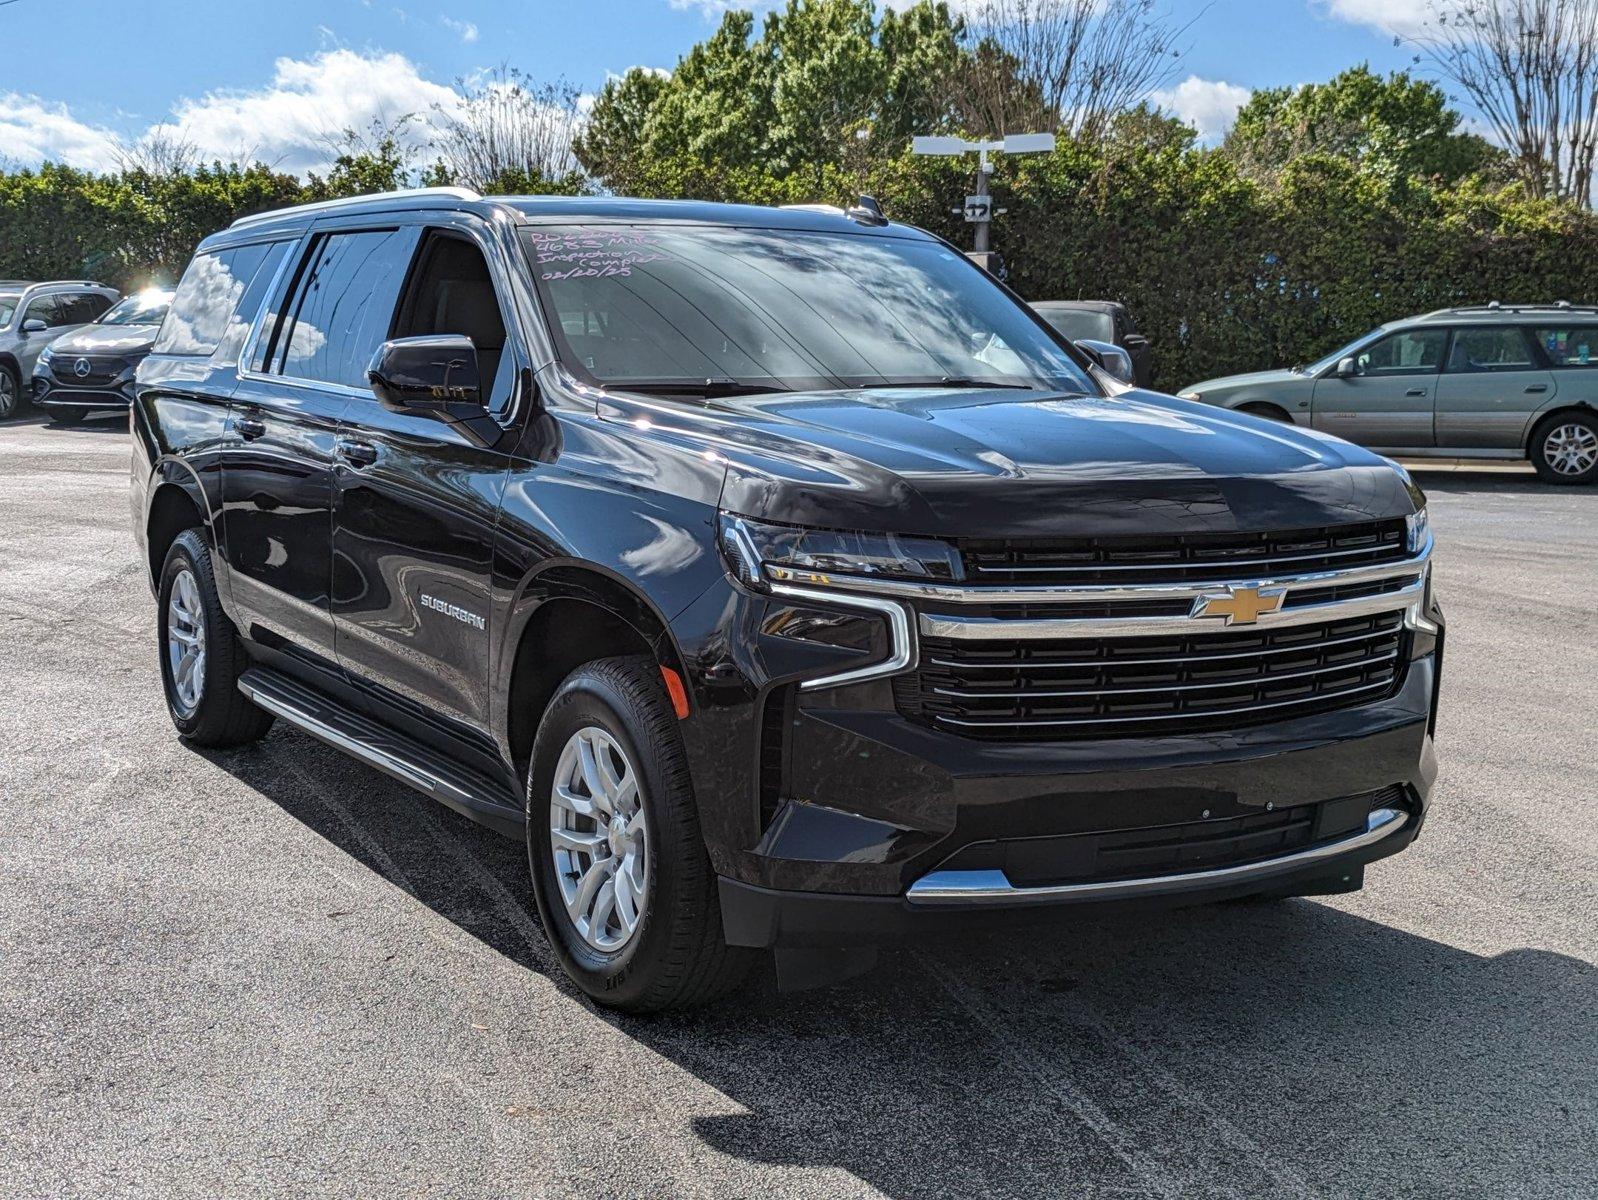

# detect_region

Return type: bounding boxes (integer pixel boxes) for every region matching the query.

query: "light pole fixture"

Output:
[910,133,1056,267]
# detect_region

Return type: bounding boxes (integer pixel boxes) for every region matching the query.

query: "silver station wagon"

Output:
[1180,302,1598,484]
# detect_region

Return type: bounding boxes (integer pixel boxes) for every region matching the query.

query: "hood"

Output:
[1185,367,1304,394]
[681,385,1416,538]
[46,324,160,356]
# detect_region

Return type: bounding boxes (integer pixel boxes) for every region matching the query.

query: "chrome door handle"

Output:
[1525,384,1548,393]
[236,414,266,440]
[1405,388,1427,397]
[336,437,379,467]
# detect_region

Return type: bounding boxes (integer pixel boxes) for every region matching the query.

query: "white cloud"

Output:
[1318,0,1436,37]
[441,15,479,43]
[1150,75,1252,145]
[143,49,462,174]
[0,94,120,172]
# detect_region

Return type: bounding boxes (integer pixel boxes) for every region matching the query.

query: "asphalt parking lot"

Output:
[1,413,1594,1199]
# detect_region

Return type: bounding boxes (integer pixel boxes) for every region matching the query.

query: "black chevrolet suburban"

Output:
[133,189,1443,1011]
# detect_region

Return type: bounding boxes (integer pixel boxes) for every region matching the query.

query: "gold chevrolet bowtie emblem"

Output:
[1193,585,1286,625]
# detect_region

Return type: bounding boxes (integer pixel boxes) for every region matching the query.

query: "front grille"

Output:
[958,519,1407,586]
[896,611,1407,739]
[51,356,124,386]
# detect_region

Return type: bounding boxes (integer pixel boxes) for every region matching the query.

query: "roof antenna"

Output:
[847,195,888,226]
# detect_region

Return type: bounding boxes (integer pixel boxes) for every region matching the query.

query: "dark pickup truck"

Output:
[133,190,1443,1011]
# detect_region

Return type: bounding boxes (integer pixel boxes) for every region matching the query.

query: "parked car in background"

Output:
[0,281,120,420]
[1030,300,1153,387]
[32,288,173,426]
[1181,302,1598,484]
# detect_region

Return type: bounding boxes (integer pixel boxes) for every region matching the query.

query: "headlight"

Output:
[1405,506,1430,554]
[719,514,961,589]
[1178,391,1202,401]
[37,346,54,367]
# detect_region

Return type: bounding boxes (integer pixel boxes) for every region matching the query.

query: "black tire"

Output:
[1528,410,1598,485]
[0,364,20,421]
[526,655,753,1012]
[157,529,275,746]
[47,406,87,426]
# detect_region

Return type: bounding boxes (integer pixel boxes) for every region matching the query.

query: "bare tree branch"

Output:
[428,67,584,192]
[956,0,1192,142]
[1412,0,1598,206]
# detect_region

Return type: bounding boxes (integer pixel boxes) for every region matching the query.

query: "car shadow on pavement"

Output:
[212,727,1596,1199]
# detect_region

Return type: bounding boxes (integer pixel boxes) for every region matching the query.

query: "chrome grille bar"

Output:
[930,650,1399,700]
[926,623,1397,669]
[930,679,1396,729]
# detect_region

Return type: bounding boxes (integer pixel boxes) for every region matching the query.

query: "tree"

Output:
[428,68,587,194]
[572,69,672,195]
[1412,0,1598,207]
[304,116,419,199]
[1224,65,1505,187]
[956,0,1190,142]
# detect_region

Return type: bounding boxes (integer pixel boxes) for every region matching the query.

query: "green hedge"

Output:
[5,145,1596,388]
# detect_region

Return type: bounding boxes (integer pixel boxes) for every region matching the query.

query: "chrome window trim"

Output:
[905,806,1409,906]
[918,578,1426,641]
[768,583,916,691]
[772,536,1431,607]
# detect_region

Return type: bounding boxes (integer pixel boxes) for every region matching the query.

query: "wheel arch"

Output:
[1236,400,1296,424]
[1525,401,1597,455]
[143,458,217,589]
[498,561,692,776]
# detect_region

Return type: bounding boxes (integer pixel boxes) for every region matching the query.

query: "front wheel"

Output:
[157,529,275,746]
[1530,412,1598,484]
[526,656,752,1012]
[0,365,20,420]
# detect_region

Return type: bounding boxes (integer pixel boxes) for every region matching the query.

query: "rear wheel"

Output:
[526,655,752,1012]
[157,529,275,746]
[0,365,20,420]
[47,406,87,426]
[1529,411,1598,484]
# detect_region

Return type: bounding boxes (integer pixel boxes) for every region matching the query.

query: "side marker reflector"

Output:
[660,666,690,720]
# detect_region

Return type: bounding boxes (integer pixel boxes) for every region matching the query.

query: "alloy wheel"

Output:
[549,726,649,953]
[166,567,207,715]
[0,372,15,418]
[1543,422,1598,477]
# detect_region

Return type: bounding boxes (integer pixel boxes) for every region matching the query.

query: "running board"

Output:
[238,667,525,837]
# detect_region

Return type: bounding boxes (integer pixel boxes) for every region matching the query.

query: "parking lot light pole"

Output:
[910,133,1056,265]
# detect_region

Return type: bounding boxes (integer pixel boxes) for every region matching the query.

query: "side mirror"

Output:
[1336,356,1358,378]
[21,318,48,334]
[368,335,500,445]
[1076,338,1136,386]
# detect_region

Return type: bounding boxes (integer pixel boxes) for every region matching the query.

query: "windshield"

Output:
[521,225,1096,395]
[0,296,16,326]
[99,290,173,326]
[1301,328,1385,375]
[1033,304,1115,343]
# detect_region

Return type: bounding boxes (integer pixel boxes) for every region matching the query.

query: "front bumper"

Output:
[33,372,134,412]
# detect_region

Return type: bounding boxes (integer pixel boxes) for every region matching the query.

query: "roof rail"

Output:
[1429,300,1598,317]
[230,186,484,230]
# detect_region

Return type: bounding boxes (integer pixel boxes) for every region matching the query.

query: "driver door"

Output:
[1312,328,1445,449]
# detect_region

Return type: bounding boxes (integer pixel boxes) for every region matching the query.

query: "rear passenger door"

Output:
[1311,328,1445,448]
[1434,326,1556,449]
[224,224,419,668]
[330,219,518,734]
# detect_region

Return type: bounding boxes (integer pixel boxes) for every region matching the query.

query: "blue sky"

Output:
[0,0,1436,175]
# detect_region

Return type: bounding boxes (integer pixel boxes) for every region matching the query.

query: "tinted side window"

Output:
[22,296,64,327]
[1532,326,1598,368]
[155,242,275,356]
[389,231,513,409]
[272,229,414,388]
[1446,327,1534,373]
[1355,330,1447,376]
[57,293,107,324]
[213,241,292,366]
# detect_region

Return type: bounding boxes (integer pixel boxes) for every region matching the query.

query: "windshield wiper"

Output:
[879,376,1043,391]
[613,378,790,398]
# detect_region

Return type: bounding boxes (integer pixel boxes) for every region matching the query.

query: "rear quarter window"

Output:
[154,241,279,357]
[1533,327,1598,368]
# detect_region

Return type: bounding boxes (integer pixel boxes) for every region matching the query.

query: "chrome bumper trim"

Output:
[905,806,1410,906]
[918,577,1425,641]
